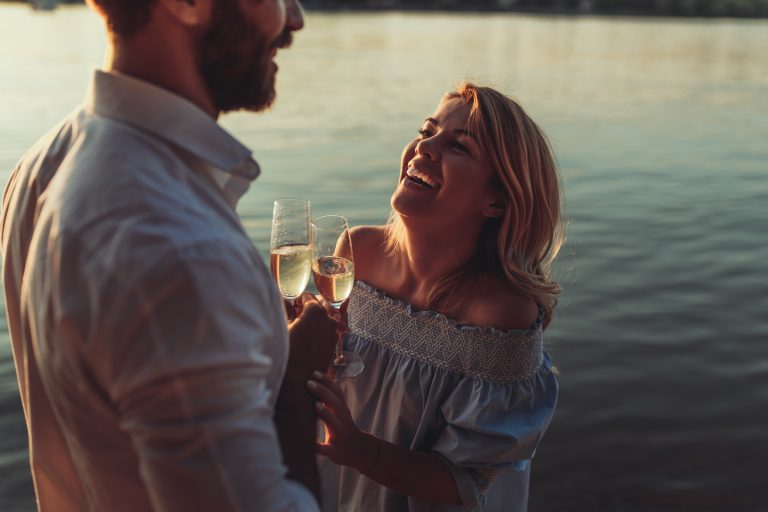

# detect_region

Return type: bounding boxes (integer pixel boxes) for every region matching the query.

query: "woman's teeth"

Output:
[405,168,438,189]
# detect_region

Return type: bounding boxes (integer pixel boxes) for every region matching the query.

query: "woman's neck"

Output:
[393,219,483,301]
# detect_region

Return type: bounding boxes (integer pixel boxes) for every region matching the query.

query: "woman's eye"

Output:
[451,140,470,153]
[417,128,430,138]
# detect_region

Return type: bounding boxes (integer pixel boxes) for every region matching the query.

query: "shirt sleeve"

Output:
[86,239,318,512]
[430,355,558,511]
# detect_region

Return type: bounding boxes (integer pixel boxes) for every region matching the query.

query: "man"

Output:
[0,0,338,510]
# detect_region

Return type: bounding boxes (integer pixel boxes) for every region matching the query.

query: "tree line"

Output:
[304,0,768,17]
[7,0,768,17]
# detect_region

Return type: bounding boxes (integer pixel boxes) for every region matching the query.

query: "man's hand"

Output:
[275,292,340,501]
[286,293,340,380]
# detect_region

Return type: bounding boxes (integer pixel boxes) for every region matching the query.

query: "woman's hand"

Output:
[307,373,461,504]
[307,371,378,472]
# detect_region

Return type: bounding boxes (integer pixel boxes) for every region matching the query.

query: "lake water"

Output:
[1,4,767,511]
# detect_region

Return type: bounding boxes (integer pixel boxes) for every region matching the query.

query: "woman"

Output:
[308,83,564,511]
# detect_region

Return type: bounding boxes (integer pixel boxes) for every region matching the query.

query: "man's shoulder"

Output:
[12,106,176,188]
[49,109,207,217]
[2,110,84,243]
[20,108,244,269]
[71,108,181,168]
[10,109,83,181]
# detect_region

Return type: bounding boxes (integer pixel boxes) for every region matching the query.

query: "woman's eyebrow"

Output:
[424,118,477,140]
[453,128,477,141]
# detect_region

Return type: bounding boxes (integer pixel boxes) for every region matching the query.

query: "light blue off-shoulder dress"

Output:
[320,281,558,512]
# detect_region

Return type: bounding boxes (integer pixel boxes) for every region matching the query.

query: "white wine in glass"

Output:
[270,199,312,308]
[312,256,354,308]
[312,215,363,380]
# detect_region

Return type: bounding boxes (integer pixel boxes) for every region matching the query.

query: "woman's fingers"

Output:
[312,371,346,402]
[307,379,339,405]
[307,375,348,411]
[308,381,349,435]
[316,441,340,462]
[316,442,331,456]
[314,402,343,432]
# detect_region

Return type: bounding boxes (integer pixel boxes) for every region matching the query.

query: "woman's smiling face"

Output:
[391,98,500,229]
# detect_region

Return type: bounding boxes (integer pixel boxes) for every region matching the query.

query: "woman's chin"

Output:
[391,188,427,218]
[390,185,413,213]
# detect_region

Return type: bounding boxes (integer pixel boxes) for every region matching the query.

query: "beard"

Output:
[196,0,293,114]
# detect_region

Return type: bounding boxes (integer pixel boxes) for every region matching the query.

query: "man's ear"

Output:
[157,0,213,27]
[482,198,505,219]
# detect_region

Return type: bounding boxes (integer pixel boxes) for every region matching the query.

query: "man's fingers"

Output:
[299,293,338,323]
[312,294,339,317]
[297,291,318,307]
[283,298,297,321]
[298,293,345,336]
[300,299,325,318]
[302,293,338,319]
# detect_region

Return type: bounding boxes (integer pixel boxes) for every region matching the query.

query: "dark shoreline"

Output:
[3,0,768,19]
[306,7,768,20]
[301,0,768,18]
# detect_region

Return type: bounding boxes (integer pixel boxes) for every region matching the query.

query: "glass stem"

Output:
[335,332,347,364]
[333,306,346,366]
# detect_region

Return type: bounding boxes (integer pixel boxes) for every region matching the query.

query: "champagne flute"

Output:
[270,199,312,313]
[312,215,363,380]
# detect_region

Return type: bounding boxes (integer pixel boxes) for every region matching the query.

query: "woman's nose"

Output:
[415,137,436,161]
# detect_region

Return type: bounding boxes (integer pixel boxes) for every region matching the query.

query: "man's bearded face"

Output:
[196,0,293,113]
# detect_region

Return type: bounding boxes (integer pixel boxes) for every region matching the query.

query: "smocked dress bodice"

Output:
[320,281,558,512]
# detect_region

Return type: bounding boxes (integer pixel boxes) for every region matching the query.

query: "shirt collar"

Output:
[84,69,261,192]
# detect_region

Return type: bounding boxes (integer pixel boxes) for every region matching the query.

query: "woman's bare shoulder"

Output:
[349,225,389,282]
[463,276,539,331]
[349,225,388,252]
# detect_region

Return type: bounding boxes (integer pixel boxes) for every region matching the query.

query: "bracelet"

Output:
[358,436,381,475]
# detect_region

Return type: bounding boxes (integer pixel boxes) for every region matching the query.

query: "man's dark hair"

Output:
[90,0,157,37]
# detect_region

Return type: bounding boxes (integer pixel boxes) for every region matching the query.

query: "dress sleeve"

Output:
[86,240,318,512]
[431,356,558,511]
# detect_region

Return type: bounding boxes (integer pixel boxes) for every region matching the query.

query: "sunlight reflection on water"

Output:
[1,5,767,510]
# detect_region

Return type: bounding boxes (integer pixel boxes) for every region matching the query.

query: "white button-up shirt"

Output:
[1,70,318,511]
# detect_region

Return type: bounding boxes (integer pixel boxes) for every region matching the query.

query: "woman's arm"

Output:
[308,372,462,506]
[349,432,462,505]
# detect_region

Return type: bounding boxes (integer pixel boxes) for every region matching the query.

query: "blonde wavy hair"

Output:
[386,83,565,328]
